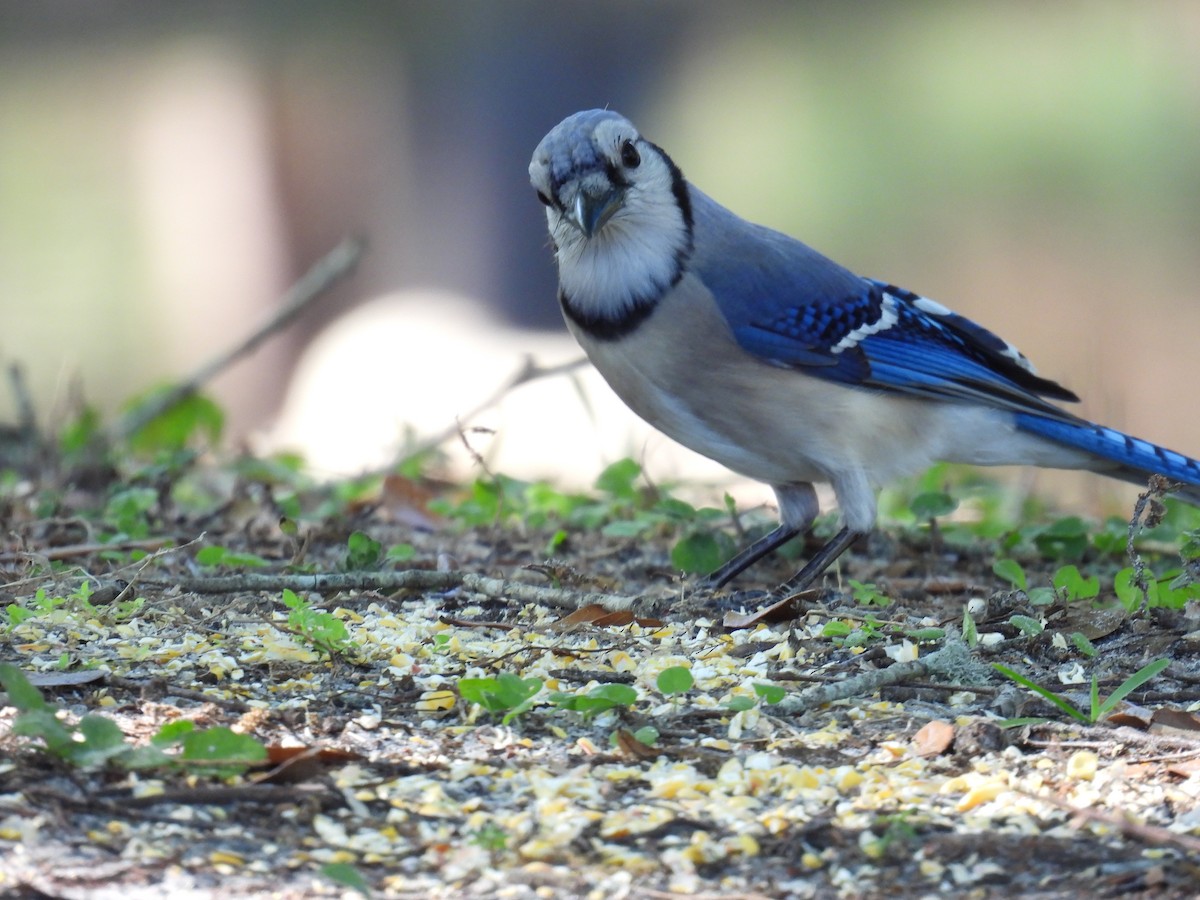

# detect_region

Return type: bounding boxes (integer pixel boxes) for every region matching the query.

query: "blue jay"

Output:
[529,109,1200,595]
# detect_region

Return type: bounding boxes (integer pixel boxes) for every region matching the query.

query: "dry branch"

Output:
[114,236,365,440]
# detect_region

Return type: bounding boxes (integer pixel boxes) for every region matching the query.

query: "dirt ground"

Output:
[1,460,1199,899]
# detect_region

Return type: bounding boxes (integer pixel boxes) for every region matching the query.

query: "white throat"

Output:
[551,178,690,321]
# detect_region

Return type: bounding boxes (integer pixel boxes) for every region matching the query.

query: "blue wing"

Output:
[686,188,1200,498]
[688,190,1079,420]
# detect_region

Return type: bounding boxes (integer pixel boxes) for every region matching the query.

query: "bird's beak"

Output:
[566,184,625,238]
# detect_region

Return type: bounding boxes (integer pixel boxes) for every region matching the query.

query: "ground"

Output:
[1,449,1199,900]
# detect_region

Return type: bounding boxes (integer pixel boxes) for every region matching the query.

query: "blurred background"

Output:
[1,1,1198,513]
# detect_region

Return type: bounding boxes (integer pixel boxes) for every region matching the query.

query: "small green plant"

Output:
[343,531,382,570]
[195,545,270,568]
[320,862,371,897]
[468,822,510,854]
[0,664,266,773]
[848,579,891,607]
[611,725,659,748]
[457,673,543,724]
[656,666,694,697]
[5,583,144,629]
[1070,632,1098,657]
[909,491,957,521]
[386,542,416,562]
[726,681,788,711]
[822,615,886,647]
[994,658,1170,726]
[122,387,224,453]
[1114,565,1198,610]
[962,606,979,648]
[280,589,356,657]
[1009,615,1043,636]
[548,683,638,720]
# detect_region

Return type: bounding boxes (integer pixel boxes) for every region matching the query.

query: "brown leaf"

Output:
[722,592,810,628]
[1105,710,1153,730]
[913,719,955,757]
[1052,605,1128,641]
[553,604,662,629]
[1150,707,1200,734]
[1165,758,1200,778]
[21,669,107,688]
[252,745,365,784]
[614,728,660,760]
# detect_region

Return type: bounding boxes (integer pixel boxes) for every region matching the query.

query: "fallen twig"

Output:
[777,638,988,715]
[141,568,645,613]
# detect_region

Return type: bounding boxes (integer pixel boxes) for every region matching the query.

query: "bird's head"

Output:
[530,110,693,334]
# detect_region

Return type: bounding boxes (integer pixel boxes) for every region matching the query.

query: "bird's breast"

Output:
[566,275,854,484]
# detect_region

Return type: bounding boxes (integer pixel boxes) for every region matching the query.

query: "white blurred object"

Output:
[266,290,770,502]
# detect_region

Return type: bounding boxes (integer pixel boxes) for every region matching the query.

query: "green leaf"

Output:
[105,487,158,539]
[1070,632,1097,658]
[344,531,382,570]
[152,719,196,745]
[725,696,755,712]
[195,545,270,568]
[120,744,173,769]
[179,726,267,774]
[69,715,133,767]
[549,683,638,719]
[993,664,1089,724]
[992,558,1027,591]
[600,519,651,539]
[848,579,891,607]
[1113,567,1147,610]
[12,708,79,756]
[656,666,694,696]
[1032,516,1088,560]
[910,491,957,519]
[631,726,659,746]
[671,531,723,574]
[1052,565,1100,601]
[124,388,224,453]
[822,620,852,638]
[904,627,946,642]
[458,674,543,721]
[1094,658,1170,718]
[1009,615,1043,636]
[962,608,978,648]
[320,862,371,896]
[752,682,787,705]
[386,543,416,562]
[594,458,641,501]
[0,663,49,711]
[59,405,103,456]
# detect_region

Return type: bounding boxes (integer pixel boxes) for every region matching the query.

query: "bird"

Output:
[528,108,1200,596]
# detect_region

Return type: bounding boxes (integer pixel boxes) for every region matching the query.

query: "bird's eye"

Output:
[620,140,641,169]
[536,190,552,207]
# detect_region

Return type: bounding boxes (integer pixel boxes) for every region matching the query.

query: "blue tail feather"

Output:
[1014,413,1200,504]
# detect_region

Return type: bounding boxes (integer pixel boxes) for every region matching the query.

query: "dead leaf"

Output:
[252,745,365,784]
[1052,605,1128,641]
[722,592,812,628]
[615,728,660,760]
[1150,707,1200,734]
[20,669,106,688]
[553,604,662,629]
[913,720,955,757]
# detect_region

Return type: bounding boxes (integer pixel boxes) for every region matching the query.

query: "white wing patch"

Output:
[912,295,952,317]
[914,292,1037,374]
[830,292,899,353]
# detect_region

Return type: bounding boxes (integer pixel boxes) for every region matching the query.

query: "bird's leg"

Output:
[701,523,803,589]
[772,526,861,597]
